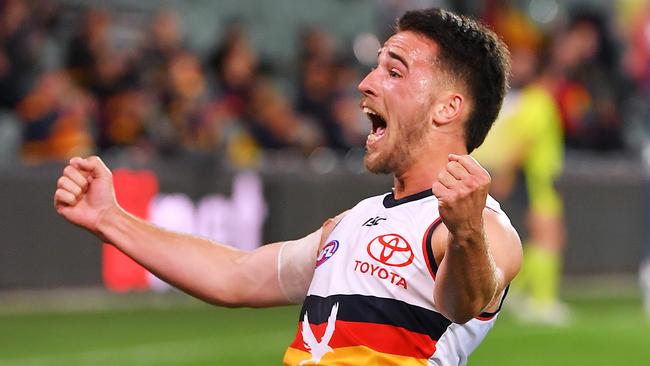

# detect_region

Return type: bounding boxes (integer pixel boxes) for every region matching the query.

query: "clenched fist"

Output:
[431,154,491,240]
[54,156,118,240]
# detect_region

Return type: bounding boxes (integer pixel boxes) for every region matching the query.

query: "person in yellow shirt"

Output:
[474,43,568,324]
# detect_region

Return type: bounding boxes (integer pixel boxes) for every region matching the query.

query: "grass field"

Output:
[1,286,649,366]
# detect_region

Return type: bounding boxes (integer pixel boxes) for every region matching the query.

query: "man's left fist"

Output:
[431,154,491,238]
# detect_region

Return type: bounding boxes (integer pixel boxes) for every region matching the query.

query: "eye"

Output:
[389,69,402,78]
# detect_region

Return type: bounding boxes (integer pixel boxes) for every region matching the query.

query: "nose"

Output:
[358,68,378,97]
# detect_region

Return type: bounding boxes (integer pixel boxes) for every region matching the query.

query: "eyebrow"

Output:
[378,48,409,69]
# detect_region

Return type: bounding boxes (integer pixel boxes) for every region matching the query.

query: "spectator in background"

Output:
[621,1,650,95]
[329,89,368,149]
[208,22,260,118]
[295,28,349,150]
[243,78,319,152]
[474,8,568,325]
[329,59,368,148]
[207,22,328,159]
[0,0,45,108]
[125,10,198,156]
[65,8,112,89]
[5,0,637,166]
[550,10,626,151]
[18,71,95,163]
[157,51,211,153]
[91,51,147,152]
[299,26,337,63]
[483,0,542,55]
[137,10,186,95]
[98,88,152,152]
[198,22,263,158]
[619,1,650,146]
[66,8,149,153]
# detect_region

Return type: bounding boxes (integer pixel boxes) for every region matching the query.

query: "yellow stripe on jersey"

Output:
[283,345,428,366]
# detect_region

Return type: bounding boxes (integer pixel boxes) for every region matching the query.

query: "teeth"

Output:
[363,107,377,116]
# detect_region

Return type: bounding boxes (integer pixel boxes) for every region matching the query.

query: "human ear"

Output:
[432,93,464,125]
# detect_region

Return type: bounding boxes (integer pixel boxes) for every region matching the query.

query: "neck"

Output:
[392,137,467,199]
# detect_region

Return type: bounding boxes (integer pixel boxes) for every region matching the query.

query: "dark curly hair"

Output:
[397,8,510,152]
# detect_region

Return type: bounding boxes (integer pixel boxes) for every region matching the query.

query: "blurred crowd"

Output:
[0,0,368,166]
[1,0,650,166]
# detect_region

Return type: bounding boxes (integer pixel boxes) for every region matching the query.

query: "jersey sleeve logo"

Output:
[316,240,339,267]
[367,234,414,267]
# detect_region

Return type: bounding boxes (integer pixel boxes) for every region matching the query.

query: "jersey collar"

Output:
[383,189,434,208]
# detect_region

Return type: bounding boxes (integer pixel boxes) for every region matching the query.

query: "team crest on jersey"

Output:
[367,233,414,267]
[316,240,339,267]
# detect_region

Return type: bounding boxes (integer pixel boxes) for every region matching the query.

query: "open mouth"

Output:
[363,107,387,146]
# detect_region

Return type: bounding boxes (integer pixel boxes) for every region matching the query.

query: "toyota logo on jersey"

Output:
[366,234,414,267]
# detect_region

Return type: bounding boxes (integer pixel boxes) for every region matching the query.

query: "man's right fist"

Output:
[54,156,118,238]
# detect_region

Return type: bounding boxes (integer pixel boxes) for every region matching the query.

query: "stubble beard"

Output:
[364,142,405,174]
[363,122,429,175]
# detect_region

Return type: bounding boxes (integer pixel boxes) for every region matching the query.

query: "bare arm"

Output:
[53,156,330,307]
[96,206,315,307]
[431,154,522,323]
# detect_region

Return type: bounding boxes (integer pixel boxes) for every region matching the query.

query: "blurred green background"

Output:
[2,280,648,366]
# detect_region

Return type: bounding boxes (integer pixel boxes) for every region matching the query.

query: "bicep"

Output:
[237,211,347,306]
[229,229,321,307]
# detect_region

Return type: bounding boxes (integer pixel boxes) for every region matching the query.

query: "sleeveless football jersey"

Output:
[283,189,509,366]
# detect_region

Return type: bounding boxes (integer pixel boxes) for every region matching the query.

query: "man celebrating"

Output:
[54,8,521,366]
